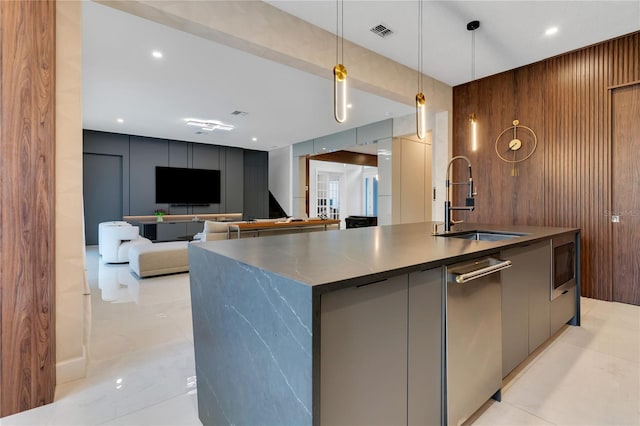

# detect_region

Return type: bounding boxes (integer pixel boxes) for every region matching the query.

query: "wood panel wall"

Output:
[453,31,640,301]
[0,0,56,416]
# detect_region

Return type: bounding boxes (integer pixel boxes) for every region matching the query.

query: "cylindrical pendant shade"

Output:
[470,113,477,151]
[416,92,426,139]
[334,64,348,123]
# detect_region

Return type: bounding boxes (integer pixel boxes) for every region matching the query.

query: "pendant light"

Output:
[467,20,480,151]
[333,0,347,123]
[415,0,426,140]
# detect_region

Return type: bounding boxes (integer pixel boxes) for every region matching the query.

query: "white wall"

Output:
[56,0,89,384]
[268,145,292,215]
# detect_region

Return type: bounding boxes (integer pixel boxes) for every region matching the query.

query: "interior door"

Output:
[83,153,123,245]
[611,84,640,305]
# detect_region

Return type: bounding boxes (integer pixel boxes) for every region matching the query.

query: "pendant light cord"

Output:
[471,28,476,80]
[336,0,344,65]
[417,0,423,93]
[336,0,338,64]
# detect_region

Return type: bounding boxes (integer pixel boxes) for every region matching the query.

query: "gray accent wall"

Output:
[243,150,269,219]
[83,130,267,243]
[130,136,170,216]
[83,153,123,245]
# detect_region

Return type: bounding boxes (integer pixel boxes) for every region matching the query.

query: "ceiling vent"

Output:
[370,24,394,38]
[231,110,248,117]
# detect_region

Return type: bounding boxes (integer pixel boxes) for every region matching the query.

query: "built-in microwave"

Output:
[551,233,576,300]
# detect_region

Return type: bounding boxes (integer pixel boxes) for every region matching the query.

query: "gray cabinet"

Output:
[408,268,442,426]
[140,221,203,241]
[186,221,203,236]
[500,246,530,378]
[500,241,551,377]
[550,285,576,335]
[155,222,187,242]
[528,243,551,352]
[320,268,443,426]
[320,275,408,425]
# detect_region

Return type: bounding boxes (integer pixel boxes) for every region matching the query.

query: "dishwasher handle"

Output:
[452,259,512,284]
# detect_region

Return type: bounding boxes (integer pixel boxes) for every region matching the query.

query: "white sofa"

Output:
[129,241,189,278]
[101,224,151,263]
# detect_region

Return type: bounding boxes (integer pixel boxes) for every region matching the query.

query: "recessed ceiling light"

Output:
[545,27,558,36]
[346,104,353,109]
[252,137,258,142]
[116,118,124,123]
[152,50,163,59]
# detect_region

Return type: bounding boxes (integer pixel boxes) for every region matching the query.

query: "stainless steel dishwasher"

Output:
[446,257,512,426]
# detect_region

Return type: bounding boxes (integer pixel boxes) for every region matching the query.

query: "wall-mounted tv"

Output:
[155,166,221,204]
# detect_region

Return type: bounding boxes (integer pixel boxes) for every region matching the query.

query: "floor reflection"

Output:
[98,262,140,303]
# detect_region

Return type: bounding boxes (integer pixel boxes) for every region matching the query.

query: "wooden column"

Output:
[0,0,56,416]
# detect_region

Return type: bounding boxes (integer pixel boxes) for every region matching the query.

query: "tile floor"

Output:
[0,247,638,425]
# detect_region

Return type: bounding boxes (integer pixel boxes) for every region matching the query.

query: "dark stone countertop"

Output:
[189,222,579,291]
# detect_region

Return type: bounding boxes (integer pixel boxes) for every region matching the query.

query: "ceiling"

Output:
[82,1,640,152]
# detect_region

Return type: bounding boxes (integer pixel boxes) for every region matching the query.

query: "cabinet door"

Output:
[408,268,442,426]
[186,221,203,237]
[550,286,576,335]
[320,275,408,426]
[500,246,530,377]
[527,242,551,352]
[501,240,551,376]
[155,222,187,241]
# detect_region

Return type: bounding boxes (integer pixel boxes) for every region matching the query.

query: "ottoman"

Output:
[129,241,189,278]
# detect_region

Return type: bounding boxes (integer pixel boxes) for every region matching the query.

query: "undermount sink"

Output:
[439,230,528,242]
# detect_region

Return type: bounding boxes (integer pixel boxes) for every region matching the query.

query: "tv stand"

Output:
[124,213,242,242]
[134,219,203,242]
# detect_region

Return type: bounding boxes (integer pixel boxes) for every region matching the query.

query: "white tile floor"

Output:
[0,247,638,425]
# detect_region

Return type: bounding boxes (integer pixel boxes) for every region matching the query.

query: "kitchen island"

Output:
[188,222,580,425]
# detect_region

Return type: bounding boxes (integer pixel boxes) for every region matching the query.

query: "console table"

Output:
[130,219,204,242]
[227,219,340,239]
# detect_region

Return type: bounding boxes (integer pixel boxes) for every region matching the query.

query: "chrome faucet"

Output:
[444,156,476,231]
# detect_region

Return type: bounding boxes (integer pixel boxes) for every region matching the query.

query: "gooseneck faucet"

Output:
[444,155,476,231]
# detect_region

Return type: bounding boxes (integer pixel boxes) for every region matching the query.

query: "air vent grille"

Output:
[370,24,394,38]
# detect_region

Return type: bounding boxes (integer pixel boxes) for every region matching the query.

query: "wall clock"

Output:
[494,119,538,176]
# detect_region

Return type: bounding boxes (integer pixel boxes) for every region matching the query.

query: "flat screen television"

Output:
[155,166,221,204]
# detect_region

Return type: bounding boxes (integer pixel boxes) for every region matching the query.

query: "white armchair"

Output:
[193,220,234,242]
[101,224,151,263]
[98,221,131,256]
